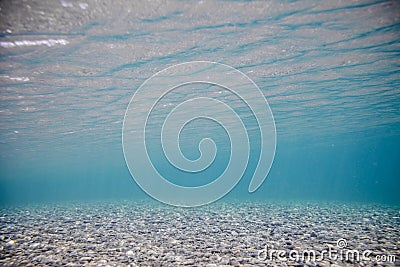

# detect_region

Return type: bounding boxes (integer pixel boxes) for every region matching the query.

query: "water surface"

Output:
[0,0,399,205]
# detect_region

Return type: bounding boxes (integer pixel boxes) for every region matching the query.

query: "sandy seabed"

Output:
[0,200,399,266]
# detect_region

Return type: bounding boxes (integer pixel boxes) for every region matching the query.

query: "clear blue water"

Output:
[0,0,399,206]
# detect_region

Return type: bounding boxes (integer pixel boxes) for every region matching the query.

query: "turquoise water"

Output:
[0,0,399,206]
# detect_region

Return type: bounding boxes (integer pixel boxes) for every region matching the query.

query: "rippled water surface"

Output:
[0,0,399,204]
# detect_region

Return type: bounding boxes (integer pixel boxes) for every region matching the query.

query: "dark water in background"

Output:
[0,0,399,206]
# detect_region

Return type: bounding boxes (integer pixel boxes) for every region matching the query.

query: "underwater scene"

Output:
[0,0,399,266]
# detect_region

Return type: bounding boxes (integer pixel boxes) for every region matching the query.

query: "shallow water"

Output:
[1,0,399,205]
[0,0,399,265]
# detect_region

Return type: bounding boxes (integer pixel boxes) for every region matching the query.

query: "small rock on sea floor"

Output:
[0,200,399,266]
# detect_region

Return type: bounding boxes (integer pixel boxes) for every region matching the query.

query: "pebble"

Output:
[0,201,398,266]
[219,257,230,265]
[310,232,317,238]
[6,240,15,246]
[126,250,134,257]
[79,256,92,262]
